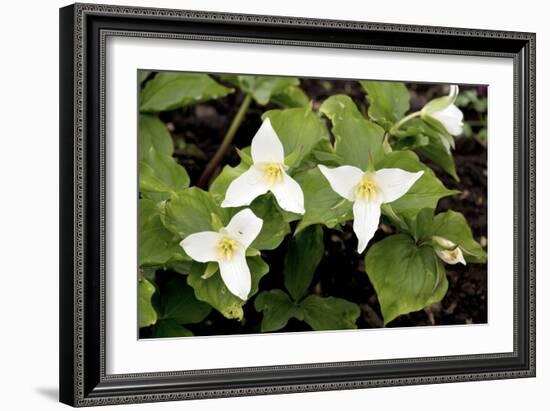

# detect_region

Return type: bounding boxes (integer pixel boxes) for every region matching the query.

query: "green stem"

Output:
[197,93,253,188]
[389,110,422,135]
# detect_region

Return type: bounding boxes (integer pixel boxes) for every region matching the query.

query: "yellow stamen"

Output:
[260,163,284,186]
[217,237,239,261]
[356,174,377,201]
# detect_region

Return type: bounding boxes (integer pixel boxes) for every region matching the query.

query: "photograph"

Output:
[137,71,488,338]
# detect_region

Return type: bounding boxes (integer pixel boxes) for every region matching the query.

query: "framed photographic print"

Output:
[59,3,536,407]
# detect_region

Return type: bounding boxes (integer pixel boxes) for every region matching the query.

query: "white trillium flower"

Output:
[179,209,263,300]
[432,236,467,265]
[423,85,464,136]
[221,118,305,214]
[319,165,423,253]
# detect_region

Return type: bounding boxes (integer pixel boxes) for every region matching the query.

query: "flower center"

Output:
[217,237,239,261]
[356,175,377,201]
[260,162,284,186]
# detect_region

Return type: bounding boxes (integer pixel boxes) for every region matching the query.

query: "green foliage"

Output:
[139,147,190,195]
[188,256,269,320]
[139,198,187,267]
[139,114,174,160]
[360,81,410,130]
[320,95,386,169]
[284,225,325,301]
[137,73,486,336]
[140,72,233,112]
[375,151,459,218]
[158,276,211,324]
[152,320,193,338]
[255,291,360,332]
[263,105,330,167]
[365,233,448,324]
[139,277,157,328]
[294,167,353,234]
[220,75,304,106]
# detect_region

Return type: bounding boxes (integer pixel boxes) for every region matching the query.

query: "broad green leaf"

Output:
[320,95,385,169]
[284,225,325,301]
[254,290,302,332]
[139,148,190,195]
[139,114,173,160]
[263,105,330,168]
[294,167,353,234]
[360,81,410,130]
[365,233,448,324]
[432,210,487,263]
[236,75,300,105]
[270,85,310,108]
[405,207,435,242]
[140,73,233,112]
[152,319,193,338]
[300,295,360,330]
[417,136,458,181]
[161,187,230,239]
[187,256,269,320]
[159,276,211,324]
[375,151,459,218]
[139,198,187,266]
[139,277,157,327]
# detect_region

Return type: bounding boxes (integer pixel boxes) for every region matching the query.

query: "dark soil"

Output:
[154,78,488,336]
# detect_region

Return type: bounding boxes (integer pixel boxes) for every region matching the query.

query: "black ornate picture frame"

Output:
[59,3,536,407]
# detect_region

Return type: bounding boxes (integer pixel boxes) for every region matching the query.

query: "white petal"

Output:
[353,199,381,253]
[251,118,285,164]
[218,251,251,300]
[270,172,305,214]
[318,164,364,201]
[224,208,263,249]
[221,166,269,208]
[431,104,464,136]
[436,248,467,266]
[180,231,222,263]
[374,168,423,204]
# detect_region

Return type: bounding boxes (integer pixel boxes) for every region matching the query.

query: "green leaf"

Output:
[375,151,459,218]
[139,148,190,195]
[395,118,458,180]
[139,114,174,160]
[432,210,487,263]
[249,195,291,250]
[360,81,410,130]
[139,277,158,328]
[187,256,269,320]
[284,225,325,301]
[320,95,385,169]
[294,167,353,234]
[138,70,151,85]
[270,85,310,108]
[254,290,302,332]
[159,276,211,324]
[262,105,330,168]
[300,295,360,330]
[140,72,233,112]
[139,198,187,267]
[365,233,448,324]
[161,187,230,239]
[152,319,193,338]
[235,75,300,105]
